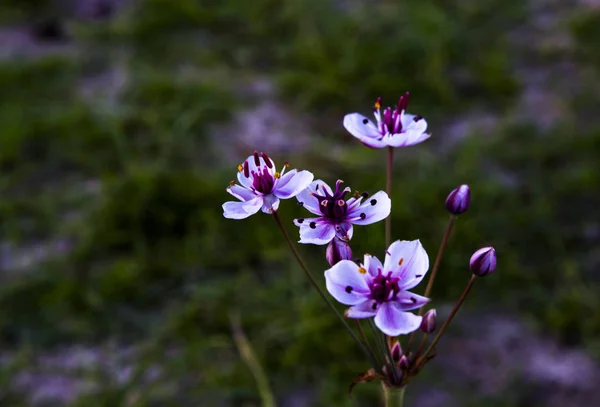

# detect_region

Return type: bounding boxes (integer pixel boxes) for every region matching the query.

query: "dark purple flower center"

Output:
[369,270,400,303]
[376,92,412,135]
[251,166,275,194]
[312,180,349,220]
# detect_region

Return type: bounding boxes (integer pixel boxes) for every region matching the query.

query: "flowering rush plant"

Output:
[223,94,497,406]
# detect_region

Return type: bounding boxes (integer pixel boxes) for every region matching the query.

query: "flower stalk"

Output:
[407,215,455,349]
[272,211,381,372]
[415,275,477,368]
[386,146,394,247]
[383,385,406,407]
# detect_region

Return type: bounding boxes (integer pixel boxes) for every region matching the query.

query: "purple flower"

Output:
[324,240,430,336]
[294,179,391,245]
[223,152,314,219]
[343,93,430,149]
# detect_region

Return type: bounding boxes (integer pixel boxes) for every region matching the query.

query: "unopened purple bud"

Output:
[391,341,402,362]
[420,309,437,333]
[398,355,409,371]
[469,247,497,277]
[326,237,353,266]
[445,184,470,215]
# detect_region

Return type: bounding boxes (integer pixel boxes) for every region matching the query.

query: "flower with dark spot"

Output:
[293,179,391,245]
[343,93,430,149]
[324,240,430,336]
[223,152,314,219]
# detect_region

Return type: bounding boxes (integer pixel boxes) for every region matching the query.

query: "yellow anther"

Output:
[358,267,367,274]
[398,258,404,266]
[284,162,290,168]
[237,164,243,172]
[274,172,281,179]
[229,180,236,187]
[374,100,381,109]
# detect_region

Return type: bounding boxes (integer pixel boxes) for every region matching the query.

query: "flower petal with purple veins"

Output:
[237,167,254,189]
[296,180,333,216]
[334,221,353,241]
[363,254,383,277]
[227,184,256,201]
[295,218,336,245]
[345,299,379,318]
[274,170,314,199]
[394,291,430,311]
[383,240,429,290]
[346,191,391,226]
[245,153,275,176]
[222,197,263,219]
[343,113,388,149]
[374,302,423,336]
[260,194,280,214]
[324,260,370,305]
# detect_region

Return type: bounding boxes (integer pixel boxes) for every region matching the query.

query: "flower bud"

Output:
[326,237,353,266]
[398,355,410,371]
[420,309,437,333]
[391,341,402,363]
[469,246,496,277]
[445,184,470,215]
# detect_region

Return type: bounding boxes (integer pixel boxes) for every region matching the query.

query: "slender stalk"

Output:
[383,385,405,407]
[272,211,381,372]
[385,146,394,247]
[230,312,276,407]
[422,215,456,301]
[413,334,428,360]
[416,275,477,367]
[368,319,397,383]
[407,215,455,349]
[356,320,382,366]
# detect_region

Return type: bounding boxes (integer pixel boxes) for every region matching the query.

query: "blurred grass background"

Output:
[1,0,600,406]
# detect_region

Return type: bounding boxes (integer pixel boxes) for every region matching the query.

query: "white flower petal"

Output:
[343,113,387,149]
[344,300,378,318]
[260,194,280,214]
[363,254,383,277]
[237,168,254,189]
[222,197,263,219]
[347,191,391,226]
[402,113,427,134]
[244,153,275,175]
[324,260,370,305]
[226,184,256,201]
[295,218,336,245]
[374,302,422,336]
[394,291,430,311]
[383,240,429,290]
[274,170,314,199]
[296,180,332,216]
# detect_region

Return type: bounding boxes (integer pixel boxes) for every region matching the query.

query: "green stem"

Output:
[272,211,381,373]
[385,146,394,247]
[416,275,477,367]
[406,215,455,349]
[384,385,406,407]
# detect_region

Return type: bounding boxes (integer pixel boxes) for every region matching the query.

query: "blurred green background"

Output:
[1,0,600,406]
